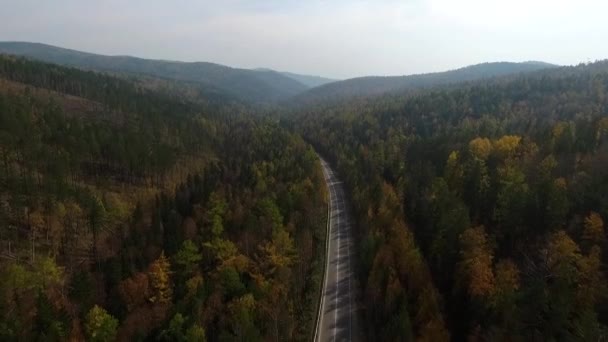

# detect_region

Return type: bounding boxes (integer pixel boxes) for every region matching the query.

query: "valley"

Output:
[0,41,608,341]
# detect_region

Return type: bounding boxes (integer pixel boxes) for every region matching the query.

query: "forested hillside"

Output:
[0,42,309,104]
[0,56,328,341]
[295,61,557,105]
[292,60,608,341]
[2,41,608,342]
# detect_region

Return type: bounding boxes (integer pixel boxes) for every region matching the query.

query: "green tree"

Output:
[87,193,107,267]
[228,294,260,341]
[84,305,118,342]
[208,191,227,237]
[174,240,202,276]
[185,324,206,342]
[494,164,529,243]
[160,313,185,341]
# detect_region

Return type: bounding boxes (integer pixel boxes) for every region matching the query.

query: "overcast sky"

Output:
[0,0,607,79]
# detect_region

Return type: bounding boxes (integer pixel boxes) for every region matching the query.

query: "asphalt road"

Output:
[315,158,361,342]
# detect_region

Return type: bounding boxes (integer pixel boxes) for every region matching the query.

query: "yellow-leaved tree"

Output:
[458,226,495,298]
[469,137,493,160]
[148,251,173,304]
[493,135,521,159]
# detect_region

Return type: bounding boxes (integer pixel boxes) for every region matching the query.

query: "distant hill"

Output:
[0,41,309,104]
[254,68,337,88]
[279,71,337,88]
[294,61,559,104]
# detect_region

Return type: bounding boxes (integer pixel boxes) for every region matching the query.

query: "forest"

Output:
[292,60,608,341]
[2,48,608,342]
[0,56,327,341]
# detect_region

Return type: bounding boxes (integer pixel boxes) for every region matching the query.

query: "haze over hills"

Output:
[294,61,559,104]
[278,71,337,88]
[254,68,337,88]
[0,41,313,104]
[0,42,564,107]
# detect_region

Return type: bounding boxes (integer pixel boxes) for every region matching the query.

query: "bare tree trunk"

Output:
[37,169,42,189]
[31,229,35,263]
[274,317,279,342]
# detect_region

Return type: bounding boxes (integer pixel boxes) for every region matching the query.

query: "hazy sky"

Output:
[0,0,607,79]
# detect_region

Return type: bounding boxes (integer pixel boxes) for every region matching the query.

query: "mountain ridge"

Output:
[0,42,561,106]
[0,41,309,104]
[293,61,560,104]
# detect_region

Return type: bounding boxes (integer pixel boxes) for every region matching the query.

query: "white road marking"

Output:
[316,162,332,342]
[334,186,340,342]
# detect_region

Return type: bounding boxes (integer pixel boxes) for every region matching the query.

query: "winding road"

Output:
[314,158,361,342]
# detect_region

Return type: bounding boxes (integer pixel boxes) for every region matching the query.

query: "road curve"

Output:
[314,158,361,342]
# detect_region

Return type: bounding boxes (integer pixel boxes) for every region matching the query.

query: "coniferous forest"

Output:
[293,61,608,341]
[1,46,608,342]
[0,56,327,341]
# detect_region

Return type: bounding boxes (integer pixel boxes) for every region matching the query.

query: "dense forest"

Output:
[2,46,608,342]
[292,60,608,341]
[0,56,328,341]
